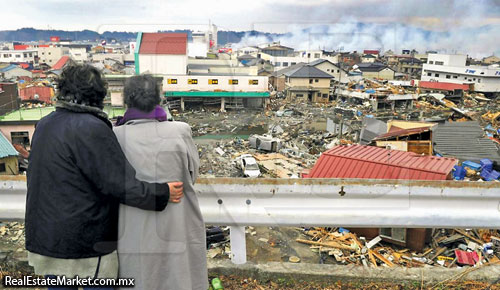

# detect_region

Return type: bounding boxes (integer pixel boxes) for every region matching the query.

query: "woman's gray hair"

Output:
[123,75,161,112]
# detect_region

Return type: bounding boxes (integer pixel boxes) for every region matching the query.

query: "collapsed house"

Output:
[306,145,458,251]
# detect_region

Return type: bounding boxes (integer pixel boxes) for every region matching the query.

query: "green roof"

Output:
[164,91,270,98]
[0,106,126,122]
[0,133,18,158]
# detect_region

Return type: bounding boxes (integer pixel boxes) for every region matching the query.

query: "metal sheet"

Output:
[1,177,499,229]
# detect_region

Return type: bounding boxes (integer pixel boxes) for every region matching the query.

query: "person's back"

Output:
[114,120,207,290]
[113,75,207,290]
[27,108,125,258]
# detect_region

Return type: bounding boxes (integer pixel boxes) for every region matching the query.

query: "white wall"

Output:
[0,50,38,65]
[162,75,268,91]
[427,54,466,66]
[37,47,68,66]
[422,62,500,92]
[188,42,208,58]
[139,54,187,75]
[68,47,88,63]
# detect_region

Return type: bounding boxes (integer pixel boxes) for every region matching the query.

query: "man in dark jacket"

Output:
[25,64,183,289]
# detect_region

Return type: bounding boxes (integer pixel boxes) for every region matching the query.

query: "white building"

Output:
[0,50,38,65]
[188,24,218,58]
[263,50,340,72]
[421,54,500,94]
[37,46,69,66]
[136,32,187,75]
[68,47,88,63]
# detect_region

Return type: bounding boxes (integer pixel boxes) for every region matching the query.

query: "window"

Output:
[167,78,177,84]
[337,69,340,73]
[229,79,238,85]
[248,79,258,85]
[291,62,296,65]
[478,79,481,83]
[322,94,328,98]
[283,62,288,67]
[314,53,320,58]
[11,131,30,146]
[453,75,458,79]
[23,53,27,58]
[435,61,444,65]
[48,52,51,55]
[317,92,321,97]
[15,54,21,58]
[315,79,319,83]
[473,78,476,81]
[429,61,434,64]
[29,53,32,57]
[380,228,406,243]
[42,52,45,55]
[309,79,313,84]
[208,79,218,85]
[0,163,5,173]
[446,75,451,79]
[296,94,303,98]
[275,62,281,66]
[188,79,198,84]
[2,54,6,58]
[326,69,330,72]
[435,73,440,77]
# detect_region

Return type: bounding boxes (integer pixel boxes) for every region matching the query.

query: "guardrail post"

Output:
[230,226,247,264]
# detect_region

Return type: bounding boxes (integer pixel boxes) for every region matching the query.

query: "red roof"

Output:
[52,56,71,70]
[19,86,54,103]
[363,50,379,55]
[139,33,187,55]
[419,81,469,91]
[14,44,30,50]
[307,145,456,180]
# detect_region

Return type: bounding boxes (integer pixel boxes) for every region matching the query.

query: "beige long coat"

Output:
[114,119,207,290]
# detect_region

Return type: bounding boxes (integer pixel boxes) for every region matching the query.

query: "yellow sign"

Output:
[188,79,198,84]
[167,79,177,84]
[229,79,238,85]
[249,79,258,85]
[209,79,219,85]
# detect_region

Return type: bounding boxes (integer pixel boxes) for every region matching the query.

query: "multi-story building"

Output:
[36,46,69,66]
[284,66,333,103]
[0,50,38,65]
[421,54,500,95]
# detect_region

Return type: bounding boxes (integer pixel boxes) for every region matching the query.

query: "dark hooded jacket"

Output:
[25,101,170,259]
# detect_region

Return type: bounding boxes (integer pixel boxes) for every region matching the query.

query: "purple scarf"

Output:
[115,105,168,126]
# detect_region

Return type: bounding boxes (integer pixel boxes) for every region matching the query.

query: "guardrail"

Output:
[1,176,499,264]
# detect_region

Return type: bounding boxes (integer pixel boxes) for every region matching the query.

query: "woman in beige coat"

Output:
[114,75,208,290]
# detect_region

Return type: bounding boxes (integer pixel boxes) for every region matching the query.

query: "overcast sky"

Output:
[1,0,499,32]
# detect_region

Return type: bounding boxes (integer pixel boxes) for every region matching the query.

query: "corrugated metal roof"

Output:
[307,145,456,180]
[19,86,54,103]
[419,81,469,91]
[284,66,332,78]
[433,121,500,164]
[373,126,432,141]
[359,117,387,145]
[0,133,18,158]
[139,33,187,55]
[0,64,19,73]
[51,56,70,70]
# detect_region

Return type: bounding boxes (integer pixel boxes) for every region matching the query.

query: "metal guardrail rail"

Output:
[1,176,499,263]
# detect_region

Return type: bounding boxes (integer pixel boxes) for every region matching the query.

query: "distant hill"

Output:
[0,28,282,46]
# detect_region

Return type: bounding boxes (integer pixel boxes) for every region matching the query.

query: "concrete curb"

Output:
[208,260,500,284]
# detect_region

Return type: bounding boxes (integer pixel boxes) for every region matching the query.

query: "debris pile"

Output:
[296,227,500,268]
